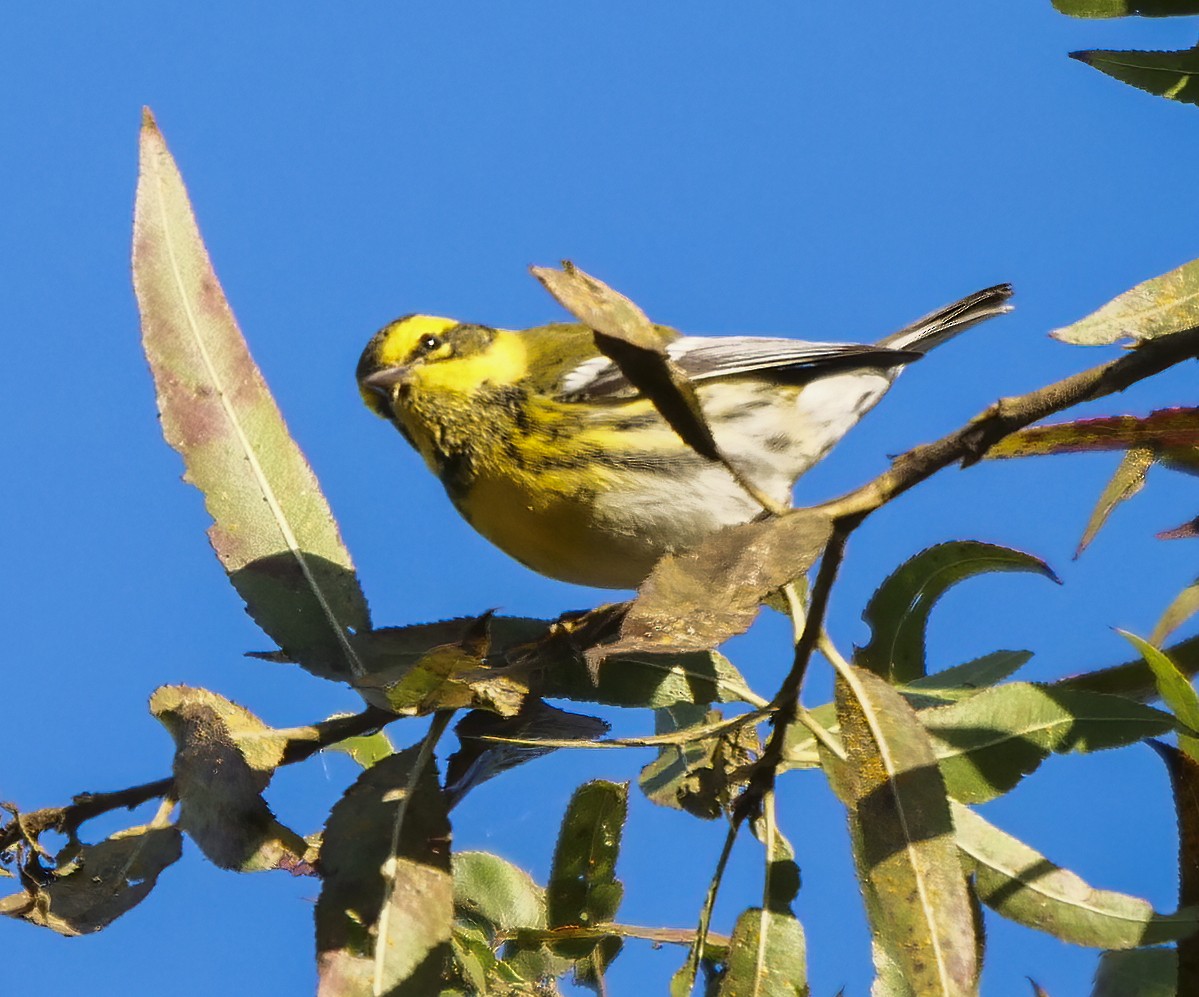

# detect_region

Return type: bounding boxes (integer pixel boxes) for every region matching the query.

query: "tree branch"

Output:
[820,325,1199,522]
[0,704,396,853]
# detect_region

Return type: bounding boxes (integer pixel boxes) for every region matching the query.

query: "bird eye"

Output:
[420,334,443,352]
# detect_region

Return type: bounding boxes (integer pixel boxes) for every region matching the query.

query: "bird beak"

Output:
[363,365,410,398]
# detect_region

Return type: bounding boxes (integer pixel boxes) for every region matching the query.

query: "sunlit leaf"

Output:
[829,666,976,996]
[1153,580,1199,646]
[1092,948,1176,997]
[954,803,1198,947]
[1121,631,1199,759]
[325,722,395,770]
[1053,255,1199,343]
[922,682,1174,803]
[856,541,1057,683]
[132,110,370,680]
[716,907,809,996]
[453,851,546,933]
[150,685,309,872]
[315,746,452,996]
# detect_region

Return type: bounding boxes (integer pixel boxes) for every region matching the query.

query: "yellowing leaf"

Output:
[132,110,369,680]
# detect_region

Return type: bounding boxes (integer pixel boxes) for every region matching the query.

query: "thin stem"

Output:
[0,705,397,854]
[677,819,741,993]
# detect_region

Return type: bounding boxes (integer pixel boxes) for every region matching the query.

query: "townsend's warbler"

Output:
[357,285,1012,588]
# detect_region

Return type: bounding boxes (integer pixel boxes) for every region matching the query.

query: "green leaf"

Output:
[315,746,453,996]
[1054,0,1199,15]
[547,781,628,964]
[856,541,1057,683]
[1053,256,1199,344]
[716,907,809,997]
[131,111,370,681]
[326,720,395,770]
[922,682,1174,803]
[0,824,182,935]
[149,685,309,872]
[1093,949,1177,996]
[639,705,758,819]
[1076,447,1155,556]
[903,650,1035,702]
[954,803,1198,947]
[1073,47,1199,105]
[1152,742,1199,992]
[1055,633,1199,702]
[829,666,977,996]
[453,851,546,933]
[1121,631,1199,759]
[1153,580,1199,646]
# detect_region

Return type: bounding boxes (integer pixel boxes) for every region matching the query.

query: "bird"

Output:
[356,284,1012,589]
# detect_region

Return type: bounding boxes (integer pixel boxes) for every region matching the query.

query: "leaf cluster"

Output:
[4,111,1199,996]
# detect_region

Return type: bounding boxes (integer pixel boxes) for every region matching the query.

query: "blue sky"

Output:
[3,4,1198,995]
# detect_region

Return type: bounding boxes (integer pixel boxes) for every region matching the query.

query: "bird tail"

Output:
[877,283,1014,353]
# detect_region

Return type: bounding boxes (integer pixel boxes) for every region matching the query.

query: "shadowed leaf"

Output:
[1053,256,1199,343]
[444,702,610,807]
[1054,0,1199,14]
[1056,633,1199,701]
[592,512,831,664]
[639,704,758,820]
[922,682,1174,803]
[547,781,627,970]
[352,614,529,718]
[903,650,1035,703]
[132,111,370,680]
[856,541,1057,683]
[150,686,309,872]
[0,824,182,935]
[1092,948,1176,996]
[531,262,783,516]
[316,746,452,996]
[954,803,1198,947]
[828,666,976,996]
[1153,742,1199,992]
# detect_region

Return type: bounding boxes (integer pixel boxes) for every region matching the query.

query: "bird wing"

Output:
[558,336,920,401]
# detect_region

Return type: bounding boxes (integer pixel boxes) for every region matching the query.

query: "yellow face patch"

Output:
[374,315,460,368]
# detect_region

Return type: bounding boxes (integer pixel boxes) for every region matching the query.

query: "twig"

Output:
[498,922,733,951]
[819,325,1199,523]
[0,704,397,853]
